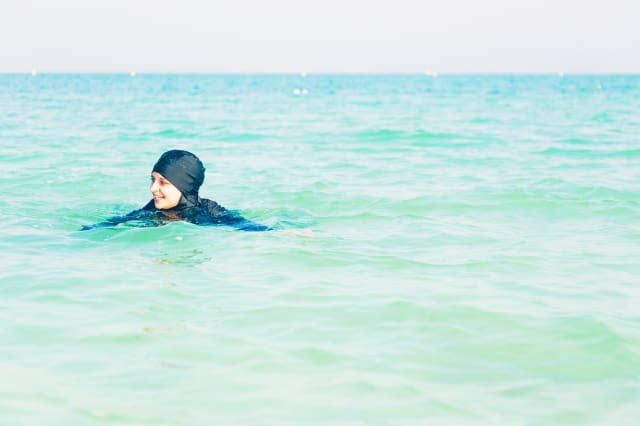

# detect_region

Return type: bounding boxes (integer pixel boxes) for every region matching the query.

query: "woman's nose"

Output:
[150,181,159,193]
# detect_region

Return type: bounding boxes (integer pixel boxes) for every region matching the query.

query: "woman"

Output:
[83,150,270,231]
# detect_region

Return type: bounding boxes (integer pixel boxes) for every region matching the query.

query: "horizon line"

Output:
[2,70,640,75]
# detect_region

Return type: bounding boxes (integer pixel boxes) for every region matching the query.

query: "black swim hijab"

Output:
[152,150,205,206]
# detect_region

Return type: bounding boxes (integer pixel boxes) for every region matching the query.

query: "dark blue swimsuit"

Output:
[82,198,270,231]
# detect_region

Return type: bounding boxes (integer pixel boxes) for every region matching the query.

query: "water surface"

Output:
[1,74,639,425]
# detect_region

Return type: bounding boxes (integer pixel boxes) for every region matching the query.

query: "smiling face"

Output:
[150,172,182,209]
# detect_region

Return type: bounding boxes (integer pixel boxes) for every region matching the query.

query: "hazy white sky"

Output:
[1,0,638,72]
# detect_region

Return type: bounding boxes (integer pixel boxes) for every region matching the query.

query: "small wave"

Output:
[216,133,269,142]
[292,347,342,365]
[150,129,200,139]
[537,147,640,158]
[559,137,597,145]
[590,112,614,123]
[354,129,462,145]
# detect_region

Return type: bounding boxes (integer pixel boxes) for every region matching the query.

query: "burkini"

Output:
[82,150,270,231]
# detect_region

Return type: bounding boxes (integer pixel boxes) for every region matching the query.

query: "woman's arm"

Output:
[200,199,272,231]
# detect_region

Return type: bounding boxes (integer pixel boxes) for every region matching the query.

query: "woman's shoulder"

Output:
[198,198,229,216]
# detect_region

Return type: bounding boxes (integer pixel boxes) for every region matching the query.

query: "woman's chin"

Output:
[154,199,178,210]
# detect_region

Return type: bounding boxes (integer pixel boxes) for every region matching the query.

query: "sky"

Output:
[1,0,638,73]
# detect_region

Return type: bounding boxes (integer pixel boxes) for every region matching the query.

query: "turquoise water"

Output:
[1,74,639,425]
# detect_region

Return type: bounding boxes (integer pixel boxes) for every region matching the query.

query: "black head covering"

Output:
[152,150,205,206]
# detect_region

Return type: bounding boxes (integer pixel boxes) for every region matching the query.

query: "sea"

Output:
[1,73,639,425]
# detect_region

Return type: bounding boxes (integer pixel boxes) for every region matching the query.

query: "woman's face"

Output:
[150,172,182,209]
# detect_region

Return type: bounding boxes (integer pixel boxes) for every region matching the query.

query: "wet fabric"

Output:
[82,197,270,231]
[152,150,205,206]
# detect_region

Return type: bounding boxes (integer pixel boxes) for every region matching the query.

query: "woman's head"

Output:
[150,150,205,209]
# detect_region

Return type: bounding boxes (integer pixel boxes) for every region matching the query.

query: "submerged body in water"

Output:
[82,149,270,231]
[82,197,270,231]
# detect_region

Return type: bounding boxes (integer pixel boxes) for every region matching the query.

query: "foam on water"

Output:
[1,74,640,425]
